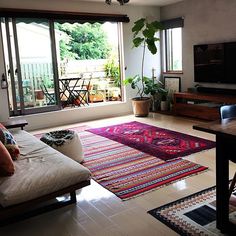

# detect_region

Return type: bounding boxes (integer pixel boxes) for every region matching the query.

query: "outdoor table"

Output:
[59,77,90,107]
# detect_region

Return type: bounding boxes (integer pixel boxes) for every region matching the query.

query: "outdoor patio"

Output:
[11,59,122,110]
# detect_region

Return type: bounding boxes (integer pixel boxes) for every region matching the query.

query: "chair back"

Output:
[40,84,55,105]
[220,104,236,119]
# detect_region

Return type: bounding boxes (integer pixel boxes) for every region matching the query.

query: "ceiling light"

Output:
[106,0,129,5]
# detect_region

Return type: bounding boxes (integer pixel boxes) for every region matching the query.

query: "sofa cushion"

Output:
[0,123,20,160]
[0,141,15,176]
[0,130,91,207]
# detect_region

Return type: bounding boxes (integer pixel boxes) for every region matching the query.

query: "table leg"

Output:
[216,134,229,232]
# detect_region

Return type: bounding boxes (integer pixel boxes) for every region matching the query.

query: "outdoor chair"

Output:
[71,74,91,106]
[40,84,55,105]
[220,104,236,197]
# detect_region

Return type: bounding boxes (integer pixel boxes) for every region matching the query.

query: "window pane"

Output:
[15,19,57,109]
[1,19,17,112]
[54,21,122,106]
[165,27,182,72]
[172,28,182,71]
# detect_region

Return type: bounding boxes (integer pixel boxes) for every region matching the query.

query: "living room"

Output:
[1,0,236,235]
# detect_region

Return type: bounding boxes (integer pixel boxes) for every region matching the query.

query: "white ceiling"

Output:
[76,0,184,7]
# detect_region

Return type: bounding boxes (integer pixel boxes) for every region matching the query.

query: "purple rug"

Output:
[87,121,215,161]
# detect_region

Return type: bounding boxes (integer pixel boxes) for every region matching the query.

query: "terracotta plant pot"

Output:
[131,97,151,117]
[35,90,44,100]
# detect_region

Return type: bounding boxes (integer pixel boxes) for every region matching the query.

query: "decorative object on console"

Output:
[87,121,215,161]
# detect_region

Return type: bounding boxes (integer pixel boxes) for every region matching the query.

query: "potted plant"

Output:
[124,18,163,116]
[167,89,175,111]
[160,89,169,111]
[105,58,120,87]
[144,77,167,111]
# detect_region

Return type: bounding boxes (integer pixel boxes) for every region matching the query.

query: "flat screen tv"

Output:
[194,41,236,84]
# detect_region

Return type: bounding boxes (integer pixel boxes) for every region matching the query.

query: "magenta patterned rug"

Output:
[87,121,215,161]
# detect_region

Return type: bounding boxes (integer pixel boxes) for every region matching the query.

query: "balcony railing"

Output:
[17,61,121,109]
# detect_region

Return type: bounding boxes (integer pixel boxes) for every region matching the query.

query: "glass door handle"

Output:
[1,73,8,89]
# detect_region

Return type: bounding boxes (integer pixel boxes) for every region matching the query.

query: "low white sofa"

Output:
[0,130,91,225]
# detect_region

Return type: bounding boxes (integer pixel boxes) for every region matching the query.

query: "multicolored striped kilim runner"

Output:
[79,131,208,200]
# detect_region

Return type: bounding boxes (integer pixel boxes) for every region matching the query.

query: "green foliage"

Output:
[57,22,111,60]
[124,75,142,96]
[59,40,77,60]
[42,75,54,88]
[124,75,166,97]
[132,18,163,56]
[105,59,121,87]
[124,18,163,98]
[144,78,166,96]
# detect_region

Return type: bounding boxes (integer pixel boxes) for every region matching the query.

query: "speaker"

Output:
[187,87,198,93]
[197,87,236,95]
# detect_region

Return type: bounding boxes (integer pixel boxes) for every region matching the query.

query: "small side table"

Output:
[1,119,28,130]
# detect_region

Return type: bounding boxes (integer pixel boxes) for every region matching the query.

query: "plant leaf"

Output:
[143,27,155,38]
[123,77,134,85]
[153,37,160,42]
[146,39,157,54]
[133,37,144,47]
[132,18,145,34]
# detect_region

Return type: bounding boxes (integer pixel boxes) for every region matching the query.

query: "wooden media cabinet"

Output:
[174,92,236,120]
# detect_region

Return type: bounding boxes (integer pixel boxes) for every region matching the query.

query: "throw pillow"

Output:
[0,123,20,160]
[0,141,15,176]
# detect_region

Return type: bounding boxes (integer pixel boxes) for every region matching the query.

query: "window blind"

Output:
[161,17,184,29]
[0,8,130,23]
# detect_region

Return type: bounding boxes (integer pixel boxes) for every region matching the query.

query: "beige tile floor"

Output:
[1,113,235,236]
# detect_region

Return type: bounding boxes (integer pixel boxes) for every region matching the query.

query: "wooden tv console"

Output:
[173,92,236,120]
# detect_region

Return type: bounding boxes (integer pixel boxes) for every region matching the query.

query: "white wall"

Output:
[161,0,236,91]
[0,0,161,130]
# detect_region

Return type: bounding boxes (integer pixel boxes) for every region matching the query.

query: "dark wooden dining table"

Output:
[193,118,236,234]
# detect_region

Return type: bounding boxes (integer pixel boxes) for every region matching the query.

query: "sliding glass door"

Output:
[1,16,124,116]
[1,17,60,115]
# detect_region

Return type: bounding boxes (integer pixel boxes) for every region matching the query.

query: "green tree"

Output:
[57,22,111,60]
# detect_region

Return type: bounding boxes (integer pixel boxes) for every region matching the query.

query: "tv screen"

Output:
[194,42,236,84]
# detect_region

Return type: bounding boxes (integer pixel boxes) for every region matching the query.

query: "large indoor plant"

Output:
[124,18,164,116]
